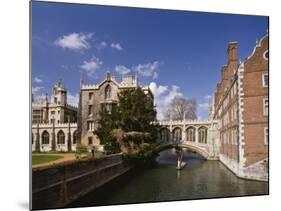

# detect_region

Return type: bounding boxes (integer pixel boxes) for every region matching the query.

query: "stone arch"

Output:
[159,127,170,143]
[198,126,208,144]
[42,130,50,145]
[57,130,65,145]
[156,143,209,159]
[178,144,209,159]
[186,126,196,142]
[172,127,182,143]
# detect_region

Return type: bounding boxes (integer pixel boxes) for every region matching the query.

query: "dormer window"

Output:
[105,85,111,99]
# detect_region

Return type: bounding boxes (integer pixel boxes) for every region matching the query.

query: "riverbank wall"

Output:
[32,153,130,210]
[219,154,268,182]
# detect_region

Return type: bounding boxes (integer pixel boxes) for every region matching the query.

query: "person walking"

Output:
[91,146,95,158]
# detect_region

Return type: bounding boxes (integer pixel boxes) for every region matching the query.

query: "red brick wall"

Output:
[242,35,269,167]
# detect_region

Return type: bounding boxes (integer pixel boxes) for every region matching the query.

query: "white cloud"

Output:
[34,77,43,83]
[33,93,47,103]
[197,94,213,119]
[96,41,107,50]
[54,32,94,50]
[80,56,102,77]
[111,42,123,51]
[149,82,183,120]
[115,65,131,75]
[100,41,107,47]
[32,86,45,103]
[32,86,44,94]
[135,61,160,79]
[199,94,212,109]
[67,92,79,107]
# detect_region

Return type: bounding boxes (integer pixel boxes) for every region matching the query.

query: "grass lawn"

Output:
[32,155,64,165]
[74,151,105,159]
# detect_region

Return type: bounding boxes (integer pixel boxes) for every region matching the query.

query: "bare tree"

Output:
[164,96,197,120]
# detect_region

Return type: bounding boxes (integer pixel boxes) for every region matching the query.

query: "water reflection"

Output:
[69,149,268,208]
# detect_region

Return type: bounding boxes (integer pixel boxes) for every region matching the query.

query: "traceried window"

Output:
[42,131,50,145]
[263,73,269,87]
[198,126,207,144]
[186,127,195,142]
[57,130,65,144]
[160,128,170,143]
[264,98,269,116]
[105,85,111,99]
[172,127,182,143]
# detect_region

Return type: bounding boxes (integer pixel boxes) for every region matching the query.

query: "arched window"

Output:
[198,127,207,144]
[186,127,195,142]
[73,130,77,144]
[42,131,50,145]
[160,128,170,143]
[172,127,182,143]
[57,130,65,145]
[105,85,111,99]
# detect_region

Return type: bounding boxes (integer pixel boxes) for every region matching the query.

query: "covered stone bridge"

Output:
[154,120,220,160]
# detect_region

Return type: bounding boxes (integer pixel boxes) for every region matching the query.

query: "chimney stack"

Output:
[227,42,238,64]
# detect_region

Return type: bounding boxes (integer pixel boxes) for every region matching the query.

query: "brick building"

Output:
[77,72,154,147]
[213,33,269,181]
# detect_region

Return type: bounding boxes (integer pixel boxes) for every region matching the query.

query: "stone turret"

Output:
[51,80,67,106]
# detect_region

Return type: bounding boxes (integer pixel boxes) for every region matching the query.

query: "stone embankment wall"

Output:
[32,154,130,210]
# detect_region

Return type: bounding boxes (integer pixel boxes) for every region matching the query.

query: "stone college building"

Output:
[31,33,268,181]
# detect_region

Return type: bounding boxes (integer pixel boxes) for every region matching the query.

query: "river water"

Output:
[69,149,268,208]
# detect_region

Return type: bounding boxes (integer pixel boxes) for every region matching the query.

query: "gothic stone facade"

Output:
[213,33,269,181]
[78,72,153,147]
[32,81,78,152]
[32,81,77,124]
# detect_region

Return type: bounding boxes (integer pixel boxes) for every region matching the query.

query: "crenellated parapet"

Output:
[155,119,213,127]
[32,122,77,128]
[81,84,99,90]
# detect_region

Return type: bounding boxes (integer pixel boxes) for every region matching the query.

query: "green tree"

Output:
[94,105,118,145]
[94,87,158,152]
[117,87,157,136]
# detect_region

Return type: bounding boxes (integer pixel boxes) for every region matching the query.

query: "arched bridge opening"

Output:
[156,143,210,160]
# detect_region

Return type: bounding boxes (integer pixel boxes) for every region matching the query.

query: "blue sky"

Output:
[31,1,268,120]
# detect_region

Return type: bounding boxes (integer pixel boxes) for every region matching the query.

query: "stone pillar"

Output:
[67,119,71,152]
[169,124,173,143]
[182,125,186,143]
[51,120,56,151]
[35,123,40,152]
[195,127,199,143]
